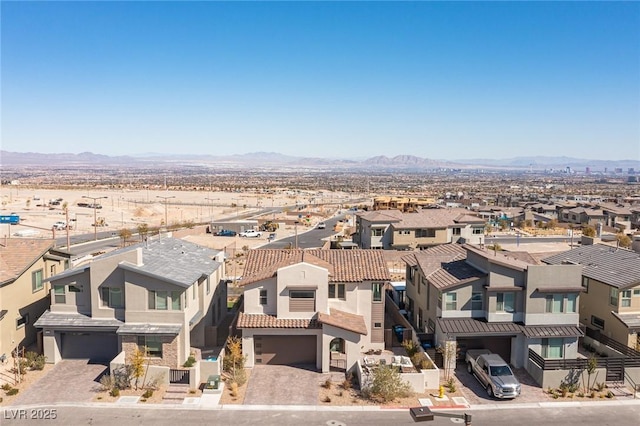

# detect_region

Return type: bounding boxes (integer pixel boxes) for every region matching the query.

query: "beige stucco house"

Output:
[543,244,640,351]
[237,249,390,373]
[35,237,226,368]
[354,208,486,250]
[402,244,584,378]
[0,239,70,360]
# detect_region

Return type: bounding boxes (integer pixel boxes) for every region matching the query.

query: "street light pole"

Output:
[83,195,108,241]
[157,195,175,227]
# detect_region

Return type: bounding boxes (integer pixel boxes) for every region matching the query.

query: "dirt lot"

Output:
[0,364,54,406]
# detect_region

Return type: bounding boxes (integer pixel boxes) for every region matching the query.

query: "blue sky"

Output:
[2,1,639,161]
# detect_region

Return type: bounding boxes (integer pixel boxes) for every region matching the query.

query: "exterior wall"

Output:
[524,265,582,326]
[50,270,91,314]
[321,324,366,373]
[439,281,485,319]
[276,263,328,319]
[486,290,524,323]
[89,249,139,320]
[41,329,62,364]
[243,279,277,315]
[241,328,322,370]
[392,228,449,248]
[526,359,607,389]
[121,334,180,367]
[619,283,640,313]
[580,278,631,345]
[0,253,66,356]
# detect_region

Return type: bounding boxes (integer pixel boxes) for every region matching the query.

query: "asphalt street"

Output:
[2,403,640,426]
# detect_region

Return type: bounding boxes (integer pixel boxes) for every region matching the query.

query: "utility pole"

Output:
[157,195,175,227]
[83,195,108,241]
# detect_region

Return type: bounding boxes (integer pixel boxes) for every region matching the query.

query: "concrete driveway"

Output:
[11,360,108,406]
[243,365,319,405]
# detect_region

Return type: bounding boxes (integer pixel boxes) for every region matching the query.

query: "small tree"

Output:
[223,336,247,386]
[524,219,533,228]
[364,364,413,403]
[547,219,558,229]
[582,226,596,238]
[119,228,132,247]
[616,233,632,248]
[137,223,149,241]
[131,347,146,390]
[438,341,458,380]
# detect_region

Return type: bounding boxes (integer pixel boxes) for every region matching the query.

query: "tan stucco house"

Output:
[0,239,70,360]
[35,237,226,367]
[543,244,640,351]
[237,249,390,373]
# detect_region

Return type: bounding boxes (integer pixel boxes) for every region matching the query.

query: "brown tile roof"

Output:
[240,249,390,286]
[236,313,321,329]
[0,239,54,285]
[394,208,480,229]
[318,308,367,335]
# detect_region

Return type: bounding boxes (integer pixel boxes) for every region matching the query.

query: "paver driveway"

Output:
[454,362,543,404]
[11,360,108,406]
[243,365,319,405]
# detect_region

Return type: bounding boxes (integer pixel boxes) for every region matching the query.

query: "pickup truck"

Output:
[465,349,521,399]
[239,229,262,238]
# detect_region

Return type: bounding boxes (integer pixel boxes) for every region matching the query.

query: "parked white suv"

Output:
[52,221,67,230]
[239,229,262,238]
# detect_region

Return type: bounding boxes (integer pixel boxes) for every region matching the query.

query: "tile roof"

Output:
[236,313,322,329]
[318,308,367,335]
[395,209,483,229]
[542,244,640,289]
[0,239,55,285]
[34,310,123,329]
[463,244,534,270]
[240,249,390,286]
[357,210,403,223]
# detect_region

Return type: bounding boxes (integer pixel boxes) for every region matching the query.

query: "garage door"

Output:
[254,335,316,366]
[456,337,512,363]
[61,332,118,362]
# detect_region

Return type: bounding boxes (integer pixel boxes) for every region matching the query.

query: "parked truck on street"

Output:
[465,349,521,399]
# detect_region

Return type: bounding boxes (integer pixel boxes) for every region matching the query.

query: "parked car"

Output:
[52,221,67,230]
[239,229,262,238]
[215,229,237,237]
[317,222,326,229]
[466,349,521,399]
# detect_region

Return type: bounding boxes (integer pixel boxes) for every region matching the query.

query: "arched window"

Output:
[330,337,345,353]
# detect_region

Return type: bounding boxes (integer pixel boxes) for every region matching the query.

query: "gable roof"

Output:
[318,308,367,335]
[402,244,484,290]
[0,239,55,286]
[542,244,640,289]
[240,249,389,286]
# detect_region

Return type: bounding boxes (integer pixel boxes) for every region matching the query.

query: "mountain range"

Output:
[1,150,638,171]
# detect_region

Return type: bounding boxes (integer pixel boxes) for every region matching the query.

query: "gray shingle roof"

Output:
[542,244,640,289]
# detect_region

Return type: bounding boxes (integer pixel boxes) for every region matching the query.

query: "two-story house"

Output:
[35,238,226,367]
[403,244,583,373]
[0,239,70,360]
[237,249,390,373]
[543,244,640,351]
[355,209,486,250]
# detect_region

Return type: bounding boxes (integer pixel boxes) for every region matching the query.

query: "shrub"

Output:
[142,389,153,399]
[596,382,606,392]
[577,392,584,398]
[2,383,12,391]
[337,390,343,397]
[112,364,133,390]
[25,351,38,367]
[322,379,332,389]
[183,356,197,368]
[323,395,332,403]
[110,388,120,397]
[446,377,457,393]
[402,340,419,358]
[6,388,19,396]
[341,379,352,390]
[366,364,413,403]
[605,391,614,399]
[32,355,46,371]
[99,374,115,392]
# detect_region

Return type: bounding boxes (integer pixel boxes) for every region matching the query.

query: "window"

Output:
[444,293,457,311]
[171,291,182,310]
[101,287,124,308]
[437,292,442,309]
[148,291,168,310]
[53,285,66,304]
[582,277,589,293]
[591,315,605,329]
[545,294,564,313]
[329,283,346,300]
[472,227,484,234]
[50,264,57,276]
[634,289,640,296]
[371,228,384,237]
[137,336,162,358]
[427,283,431,309]
[289,290,315,312]
[416,229,436,238]
[206,277,210,295]
[567,294,577,313]
[372,283,382,302]
[452,227,461,235]
[542,338,564,359]
[259,289,267,305]
[193,284,196,299]
[621,290,632,307]
[471,292,483,310]
[69,282,81,293]
[330,338,344,353]
[408,267,415,283]
[610,287,619,306]
[16,314,29,329]
[32,269,43,292]
[374,322,382,328]
[496,292,515,313]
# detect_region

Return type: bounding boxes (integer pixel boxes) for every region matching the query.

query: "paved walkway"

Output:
[12,360,108,405]
[244,365,319,405]
[162,384,190,404]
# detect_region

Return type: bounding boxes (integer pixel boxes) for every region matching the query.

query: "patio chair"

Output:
[363,356,376,367]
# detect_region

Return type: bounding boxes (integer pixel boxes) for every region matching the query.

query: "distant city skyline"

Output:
[2,2,639,161]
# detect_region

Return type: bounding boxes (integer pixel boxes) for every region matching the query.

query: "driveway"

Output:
[453,362,545,404]
[11,360,108,406]
[243,365,319,405]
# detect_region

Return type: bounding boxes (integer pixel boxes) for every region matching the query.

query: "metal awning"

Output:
[521,325,584,338]
[117,323,182,335]
[437,318,522,337]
